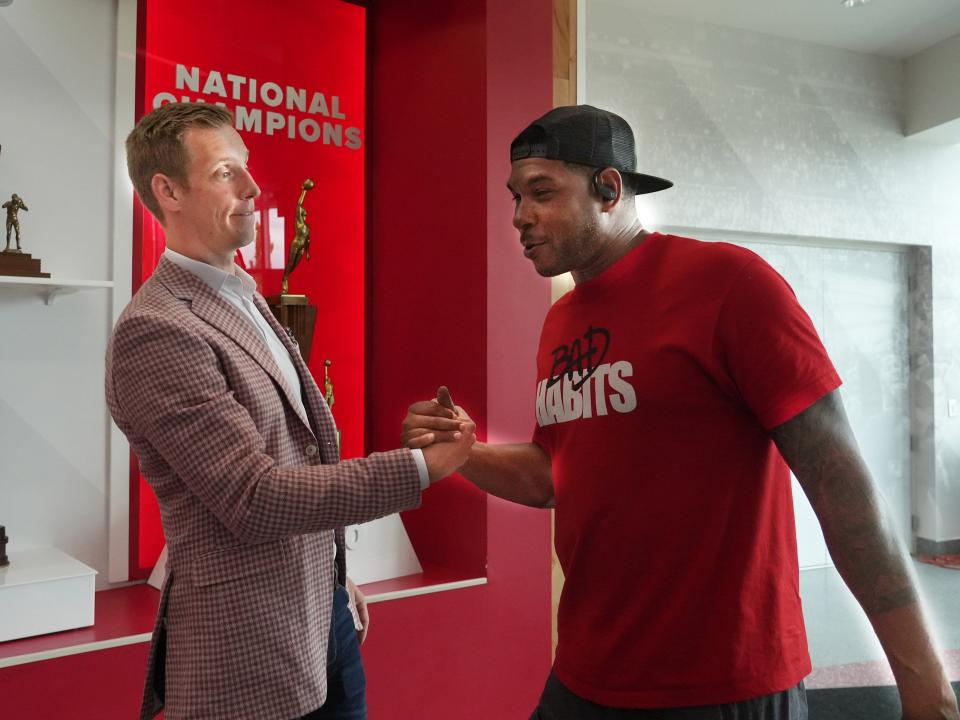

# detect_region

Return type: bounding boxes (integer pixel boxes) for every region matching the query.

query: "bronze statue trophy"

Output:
[324,359,341,450]
[267,179,318,362]
[3,192,27,252]
[323,359,335,409]
[0,192,47,277]
[0,142,49,278]
[283,178,314,295]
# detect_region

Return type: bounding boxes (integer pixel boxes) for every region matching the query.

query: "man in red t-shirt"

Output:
[403,106,958,719]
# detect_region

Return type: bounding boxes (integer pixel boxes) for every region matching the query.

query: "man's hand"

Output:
[404,388,554,505]
[421,413,476,482]
[437,385,456,413]
[403,387,477,481]
[402,392,469,449]
[345,576,369,645]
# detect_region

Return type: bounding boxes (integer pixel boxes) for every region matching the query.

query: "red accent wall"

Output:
[363,0,554,716]
[366,0,489,578]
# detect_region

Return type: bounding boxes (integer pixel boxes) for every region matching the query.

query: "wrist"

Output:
[460,442,484,475]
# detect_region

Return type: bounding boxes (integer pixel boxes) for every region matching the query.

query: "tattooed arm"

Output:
[771,390,958,720]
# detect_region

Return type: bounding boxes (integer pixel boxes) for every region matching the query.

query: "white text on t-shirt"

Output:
[535,361,637,426]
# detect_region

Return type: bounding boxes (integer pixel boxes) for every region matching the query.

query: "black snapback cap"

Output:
[510,105,673,195]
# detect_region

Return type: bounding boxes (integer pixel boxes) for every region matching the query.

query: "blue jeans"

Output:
[300,585,368,720]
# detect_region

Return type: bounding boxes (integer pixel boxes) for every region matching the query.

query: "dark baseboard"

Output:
[916,536,960,556]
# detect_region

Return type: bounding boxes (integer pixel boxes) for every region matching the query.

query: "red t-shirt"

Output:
[533,232,841,708]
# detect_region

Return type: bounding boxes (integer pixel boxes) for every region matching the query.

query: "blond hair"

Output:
[125,102,234,222]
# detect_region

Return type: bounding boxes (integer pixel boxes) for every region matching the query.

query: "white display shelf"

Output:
[0,276,113,305]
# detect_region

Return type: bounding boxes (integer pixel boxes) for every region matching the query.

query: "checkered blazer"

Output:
[105,257,422,720]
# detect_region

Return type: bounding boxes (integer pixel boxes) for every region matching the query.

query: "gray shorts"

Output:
[530,673,807,720]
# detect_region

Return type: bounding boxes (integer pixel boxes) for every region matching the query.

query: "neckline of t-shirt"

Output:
[569,231,665,299]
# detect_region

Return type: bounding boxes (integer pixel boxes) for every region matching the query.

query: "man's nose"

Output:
[513,198,532,231]
[242,168,261,199]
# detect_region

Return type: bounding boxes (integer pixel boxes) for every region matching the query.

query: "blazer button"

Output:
[304,444,319,457]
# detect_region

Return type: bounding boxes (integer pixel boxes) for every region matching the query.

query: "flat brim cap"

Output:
[510,105,673,195]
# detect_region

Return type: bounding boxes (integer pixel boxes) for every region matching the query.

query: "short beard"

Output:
[535,216,600,277]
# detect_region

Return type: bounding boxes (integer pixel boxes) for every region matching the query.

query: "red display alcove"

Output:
[130,0,369,577]
[129,0,490,588]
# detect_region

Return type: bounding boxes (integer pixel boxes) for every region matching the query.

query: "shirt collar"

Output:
[163,247,257,299]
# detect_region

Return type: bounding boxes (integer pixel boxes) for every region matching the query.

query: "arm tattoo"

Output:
[770,390,918,616]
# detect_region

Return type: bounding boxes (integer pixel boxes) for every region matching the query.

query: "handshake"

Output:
[402,386,476,484]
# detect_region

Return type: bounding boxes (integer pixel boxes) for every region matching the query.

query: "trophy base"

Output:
[275,294,308,306]
[0,251,49,278]
[266,293,317,363]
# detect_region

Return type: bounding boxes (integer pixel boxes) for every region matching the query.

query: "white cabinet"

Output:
[0,547,96,642]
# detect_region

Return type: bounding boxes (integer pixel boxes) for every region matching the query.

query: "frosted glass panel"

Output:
[736,241,911,569]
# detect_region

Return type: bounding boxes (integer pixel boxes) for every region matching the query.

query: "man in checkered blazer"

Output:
[106,102,476,720]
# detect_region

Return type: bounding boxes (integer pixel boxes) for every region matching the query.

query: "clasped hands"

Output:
[402,386,475,483]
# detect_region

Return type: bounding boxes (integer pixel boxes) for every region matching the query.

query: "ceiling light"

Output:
[842,0,871,7]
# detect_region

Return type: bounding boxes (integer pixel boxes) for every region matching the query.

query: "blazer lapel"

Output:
[153,258,311,429]
[252,294,340,461]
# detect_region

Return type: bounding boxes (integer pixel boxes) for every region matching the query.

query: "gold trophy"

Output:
[0,145,49,278]
[282,178,314,294]
[323,359,335,409]
[324,359,341,450]
[268,179,318,362]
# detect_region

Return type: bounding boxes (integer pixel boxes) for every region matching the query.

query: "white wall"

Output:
[906,32,960,141]
[0,0,119,589]
[584,0,960,543]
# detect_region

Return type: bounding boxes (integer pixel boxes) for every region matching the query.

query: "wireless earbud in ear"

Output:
[592,169,617,201]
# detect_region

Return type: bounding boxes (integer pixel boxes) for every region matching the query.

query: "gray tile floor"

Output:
[801,559,960,669]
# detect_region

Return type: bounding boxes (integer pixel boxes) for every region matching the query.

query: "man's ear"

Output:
[595,167,623,207]
[151,173,183,216]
